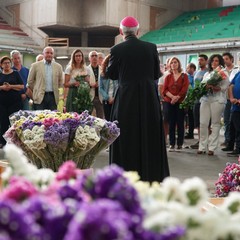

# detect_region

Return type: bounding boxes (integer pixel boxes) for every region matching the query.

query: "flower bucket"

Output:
[5,110,120,172]
[0,160,9,191]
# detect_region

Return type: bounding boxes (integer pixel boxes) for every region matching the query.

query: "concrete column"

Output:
[81,31,88,47]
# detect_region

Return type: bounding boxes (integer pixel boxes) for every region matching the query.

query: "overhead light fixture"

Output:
[56,56,69,59]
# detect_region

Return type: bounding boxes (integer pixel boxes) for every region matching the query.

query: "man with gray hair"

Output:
[87,50,104,118]
[36,54,44,62]
[106,16,169,182]
[27,47,63,110]
[10,50,30,110]
[97,52,105,66]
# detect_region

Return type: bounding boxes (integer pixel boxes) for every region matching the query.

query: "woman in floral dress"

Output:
[64,49,90,113]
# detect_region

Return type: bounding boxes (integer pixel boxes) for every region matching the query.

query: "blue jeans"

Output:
[223,99,231,143]
[231,111,240,151]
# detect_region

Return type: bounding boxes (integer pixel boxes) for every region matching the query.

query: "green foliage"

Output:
[180,69,225,110]
[228,201,240,214]
[180,81,208,110]
[73,77,93,114]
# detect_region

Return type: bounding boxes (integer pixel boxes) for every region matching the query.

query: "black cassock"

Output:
[106,35,170,182]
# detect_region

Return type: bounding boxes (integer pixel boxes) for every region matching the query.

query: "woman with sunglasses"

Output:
[0,56,24,148]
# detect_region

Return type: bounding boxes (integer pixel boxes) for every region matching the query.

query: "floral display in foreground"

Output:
[180,66,227,109]
[1,144,184,240]
[2,144,240,240]
[215,157,240,197]
[4,110,120,171]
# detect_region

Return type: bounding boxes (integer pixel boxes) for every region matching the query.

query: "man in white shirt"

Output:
[87,51,104,118]
[221,52,239,150]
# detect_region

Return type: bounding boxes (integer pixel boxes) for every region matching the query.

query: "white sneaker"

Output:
[168,145,175,152]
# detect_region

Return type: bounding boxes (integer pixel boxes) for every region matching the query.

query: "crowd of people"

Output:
[1,15,240,183]
[159,52,240,158]
[0,16,170,183]
[0,46,118,149]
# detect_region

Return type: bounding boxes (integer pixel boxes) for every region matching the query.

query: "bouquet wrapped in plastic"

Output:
[4,110,120,171]
[180,67,227,109]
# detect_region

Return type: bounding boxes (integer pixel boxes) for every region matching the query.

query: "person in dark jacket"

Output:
[0,56,24,148]
[106,16,170,182]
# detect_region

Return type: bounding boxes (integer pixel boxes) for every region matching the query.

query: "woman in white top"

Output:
[64,49,90,112]
[198,54,229,155]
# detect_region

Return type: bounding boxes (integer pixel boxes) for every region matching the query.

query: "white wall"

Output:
[57,0,82,26]
[223,0,240,6]
[20,0,58,27]
[82,0,106,27]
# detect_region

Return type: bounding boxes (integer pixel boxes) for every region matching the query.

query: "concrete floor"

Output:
[93,130,239,196]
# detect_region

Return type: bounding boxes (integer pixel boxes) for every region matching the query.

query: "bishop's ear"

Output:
[136,29,139,36]
[119,28,123,36]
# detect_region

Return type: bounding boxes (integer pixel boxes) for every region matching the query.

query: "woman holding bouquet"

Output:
[64,49,90,113]
[162,57,189,151]
[198,54,229,155]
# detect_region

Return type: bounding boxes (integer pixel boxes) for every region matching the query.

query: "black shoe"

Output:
[190,141,199,149]
[175,145,183,151]
[222,146,234,152]
[220,142,227,147]
[227,150,240,157]
[185,134,194,139]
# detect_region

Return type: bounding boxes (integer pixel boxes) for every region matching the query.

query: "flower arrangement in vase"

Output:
[5,110,120,171]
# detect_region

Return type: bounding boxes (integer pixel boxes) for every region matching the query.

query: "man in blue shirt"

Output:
[10,50,30,110]
[227,71,240,157]
[190,54,208,149]
[185,63,196,139]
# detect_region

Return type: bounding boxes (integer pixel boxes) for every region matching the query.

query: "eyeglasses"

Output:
[91,55,97,57]
[2,62,11,65]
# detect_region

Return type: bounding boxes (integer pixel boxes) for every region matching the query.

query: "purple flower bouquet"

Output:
[0,161,185,240]
[4,110,120,171]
